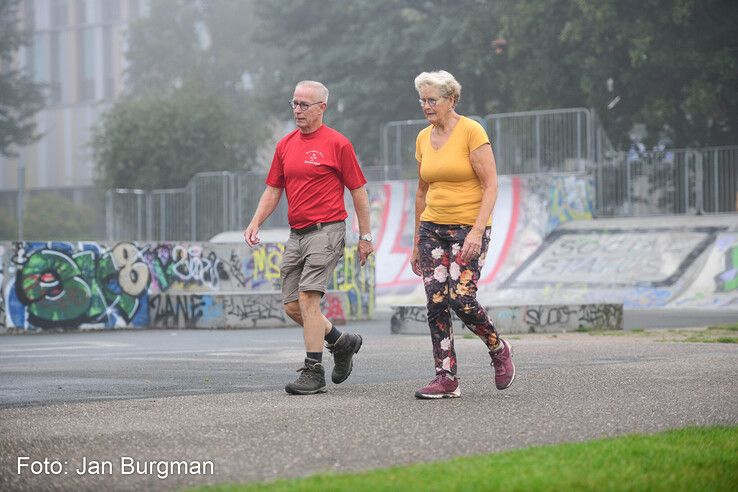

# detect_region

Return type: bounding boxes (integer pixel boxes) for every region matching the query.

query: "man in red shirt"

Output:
[244,80,374,395]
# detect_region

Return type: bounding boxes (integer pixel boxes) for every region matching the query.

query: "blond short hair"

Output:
[414,70,461,104]
[295,80,329,104]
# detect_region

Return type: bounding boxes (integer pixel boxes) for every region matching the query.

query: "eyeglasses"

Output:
[418,97,445,108]
[288,100,323,111]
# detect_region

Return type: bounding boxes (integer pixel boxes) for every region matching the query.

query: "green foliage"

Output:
[0,193,99,240]
[0,205,17,239]
[93,0,272,190]
[252,0,738,156]
[0,0,46,157]
[93,84,264,189]
[194,425,738,491]
[254,0,492,165]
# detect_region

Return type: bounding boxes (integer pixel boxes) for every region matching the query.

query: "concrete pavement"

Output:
[1,321,737,491]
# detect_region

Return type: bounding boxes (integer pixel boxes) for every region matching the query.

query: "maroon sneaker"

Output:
[490,338,515,389]
[415,373,460,399]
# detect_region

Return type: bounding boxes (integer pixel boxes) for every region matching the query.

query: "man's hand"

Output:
[358,239,374,266]
[244,224,260,247]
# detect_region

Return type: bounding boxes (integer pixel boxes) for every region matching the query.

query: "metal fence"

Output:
[591,146,738,216]
[106,171,291,241]
[379,107,612,178]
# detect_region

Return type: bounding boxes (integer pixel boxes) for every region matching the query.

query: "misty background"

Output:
[1,0,736,239]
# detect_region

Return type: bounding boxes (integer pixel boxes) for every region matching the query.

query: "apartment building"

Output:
[0,0,145,192]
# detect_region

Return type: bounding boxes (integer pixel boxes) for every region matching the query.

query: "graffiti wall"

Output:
[670,234,738,309]
[346,174,594,304]
[0,241,374,332]
[390,303,623,334]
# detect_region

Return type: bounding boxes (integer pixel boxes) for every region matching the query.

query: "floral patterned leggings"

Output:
[418,221,499,376]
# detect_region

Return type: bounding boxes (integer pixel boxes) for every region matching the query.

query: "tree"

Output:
[0,193,99,240]
[460,0,738,148]
[253,0,485,165]
[0,0,45,157]
[254,0,737,153]
[93,84,261,190]
[93,0,273,189]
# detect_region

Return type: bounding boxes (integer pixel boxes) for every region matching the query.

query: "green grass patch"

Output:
[193,426,738,492]
[707,324,738,332]
[590,326,738,344]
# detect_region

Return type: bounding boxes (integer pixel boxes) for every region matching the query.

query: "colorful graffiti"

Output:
[9,242,150,329]
[1,241,374,331]
[716,243,738,292]
[670,234,738,309]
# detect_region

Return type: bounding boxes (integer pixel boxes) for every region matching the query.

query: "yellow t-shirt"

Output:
[415,116,491,225]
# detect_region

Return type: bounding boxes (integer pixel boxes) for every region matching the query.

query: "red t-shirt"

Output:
[266,125,367,229]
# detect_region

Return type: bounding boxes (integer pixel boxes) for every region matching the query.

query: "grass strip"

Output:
[195,425,738,492]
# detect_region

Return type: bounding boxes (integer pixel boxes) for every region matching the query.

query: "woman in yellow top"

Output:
[410,70,515,399]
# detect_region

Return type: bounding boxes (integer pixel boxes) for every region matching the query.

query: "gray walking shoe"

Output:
[326,332,363,384]
[284,358,327,395]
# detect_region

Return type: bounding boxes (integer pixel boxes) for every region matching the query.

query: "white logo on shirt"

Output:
[304,150,325,166]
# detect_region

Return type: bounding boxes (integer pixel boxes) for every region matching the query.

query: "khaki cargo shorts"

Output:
[280,221,346,304]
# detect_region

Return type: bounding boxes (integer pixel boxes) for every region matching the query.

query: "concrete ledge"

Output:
[390,303,623,335]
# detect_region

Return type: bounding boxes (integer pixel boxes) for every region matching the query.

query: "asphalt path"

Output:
[1,320,737,491]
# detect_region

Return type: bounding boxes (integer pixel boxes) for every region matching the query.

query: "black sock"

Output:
[325,325,342,345]
[307,352,322,362]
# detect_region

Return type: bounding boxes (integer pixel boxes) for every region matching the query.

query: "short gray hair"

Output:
[295,80,329,104]
[414,70,461,104]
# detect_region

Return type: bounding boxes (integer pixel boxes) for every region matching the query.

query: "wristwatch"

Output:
[359,233,373,242]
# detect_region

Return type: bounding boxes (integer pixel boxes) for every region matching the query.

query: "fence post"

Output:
[136,192,143,240]
[576,110,582,165]
[535,114,541,172]
[105,190,113,241]
[190,182,197,242]
[145,192,152,240]
[713,150,719,212]
[626,160,632,215]
[223,173,229,234]
[159,194,166,241]
[696,151,704,214]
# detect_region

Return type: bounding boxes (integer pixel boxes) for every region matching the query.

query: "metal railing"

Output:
[106,171,291,241]
[378,108,612,179]
[591,146,738,216]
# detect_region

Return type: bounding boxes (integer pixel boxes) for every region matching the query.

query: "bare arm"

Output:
[243,185,283,247]
[410,161,429,276]
[460,143,498,262]
[349,185,373,265]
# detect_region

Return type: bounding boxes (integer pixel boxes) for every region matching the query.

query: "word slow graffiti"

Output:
[524,304,621,332]
[10,242,149,329]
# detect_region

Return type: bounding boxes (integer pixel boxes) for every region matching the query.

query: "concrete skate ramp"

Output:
[669,233,738,309]
[493,215,738,309]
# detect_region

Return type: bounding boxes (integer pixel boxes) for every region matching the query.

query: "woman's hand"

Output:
[460,228,483,263]
[410,246,422,276]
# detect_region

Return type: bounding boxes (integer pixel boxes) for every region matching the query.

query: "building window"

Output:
[103,26,114,98]
[50,0,69,27]
[77,28,94,101]
[75,0,86,25]
[101,0,120,22]
[24,0,36,30]
[49,32,61,104]
[129,0,140,19]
